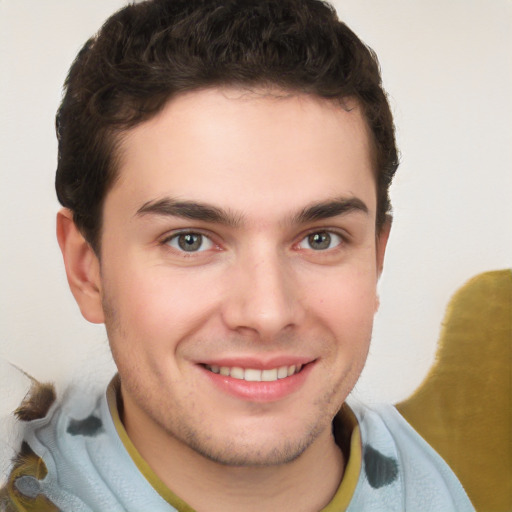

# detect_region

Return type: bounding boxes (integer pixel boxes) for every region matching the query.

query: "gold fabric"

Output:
[397,269,512,511]
[0,443,59,512]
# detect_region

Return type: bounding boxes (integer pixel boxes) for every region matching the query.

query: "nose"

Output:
[221,247,305,339]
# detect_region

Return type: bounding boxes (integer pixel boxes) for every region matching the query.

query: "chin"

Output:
[173,414,327,467]
[189,434,315,467]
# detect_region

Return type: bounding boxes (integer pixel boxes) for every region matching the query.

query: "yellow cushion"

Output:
[397,269,512,512]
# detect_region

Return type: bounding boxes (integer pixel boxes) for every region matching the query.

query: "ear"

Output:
[56,209,105,324]
[374,217,391,313]
[375,215,392,278]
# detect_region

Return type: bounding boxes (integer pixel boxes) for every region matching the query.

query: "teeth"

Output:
[206,364,303,382]
[277,366,288,379]
[244,369,262,382]
[230,367,244,379]
[261,369,277,381]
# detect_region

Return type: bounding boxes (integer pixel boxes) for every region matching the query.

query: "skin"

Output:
[57,87,390,512]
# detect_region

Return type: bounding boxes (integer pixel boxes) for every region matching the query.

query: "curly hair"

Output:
[55,0,399,252]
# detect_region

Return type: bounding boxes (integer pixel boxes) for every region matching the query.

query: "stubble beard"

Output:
[101,291,368,468]
[116,359,355,468]
[116,362,341,468]
[172,392,339,467]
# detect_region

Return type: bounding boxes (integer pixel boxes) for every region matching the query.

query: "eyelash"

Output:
[295,229,348,252]
[160,230,218,255]
[160,228,348,256]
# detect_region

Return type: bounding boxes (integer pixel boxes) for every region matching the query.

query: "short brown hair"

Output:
[55,0,399,252]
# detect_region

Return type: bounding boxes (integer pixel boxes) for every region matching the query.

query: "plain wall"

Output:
[1,0,511,471]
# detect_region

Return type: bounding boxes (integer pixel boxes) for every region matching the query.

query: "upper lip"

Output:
[198,355,316,370]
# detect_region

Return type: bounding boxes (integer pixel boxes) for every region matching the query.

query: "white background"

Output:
[1,0,511,470]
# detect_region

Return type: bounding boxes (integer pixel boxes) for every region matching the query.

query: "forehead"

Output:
[108,87,376,222]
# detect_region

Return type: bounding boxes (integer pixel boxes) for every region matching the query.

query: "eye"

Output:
[298,231,343,251]
[165,232,214,253]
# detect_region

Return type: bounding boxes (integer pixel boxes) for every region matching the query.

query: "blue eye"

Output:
[298,231,343,251]
[166,232,214,252]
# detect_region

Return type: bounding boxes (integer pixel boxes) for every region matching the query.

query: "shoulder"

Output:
[1,379,176,512]
[346,402,475,512]
[1,382,107,511]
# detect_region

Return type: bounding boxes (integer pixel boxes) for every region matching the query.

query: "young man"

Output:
[2,1,474,510]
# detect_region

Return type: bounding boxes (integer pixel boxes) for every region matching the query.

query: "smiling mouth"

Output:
[203,364,304,382]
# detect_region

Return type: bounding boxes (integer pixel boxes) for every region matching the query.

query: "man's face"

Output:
[97,88,388,466]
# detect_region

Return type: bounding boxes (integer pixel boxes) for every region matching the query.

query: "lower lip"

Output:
[200,363,314,402]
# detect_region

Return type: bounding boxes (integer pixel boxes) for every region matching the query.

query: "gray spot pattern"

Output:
[67,415,104,437]
[363,444,399,489]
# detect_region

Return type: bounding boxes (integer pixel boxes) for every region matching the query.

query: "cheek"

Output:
[307,266,378,333]
[309,268,377,319]
[105,264,222,343]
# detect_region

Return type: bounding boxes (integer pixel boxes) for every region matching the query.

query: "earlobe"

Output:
[56,209,105,324]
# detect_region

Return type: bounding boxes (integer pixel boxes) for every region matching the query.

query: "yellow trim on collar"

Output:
[321,415,362,512]
[107,376,361,512]
[106,376,196,512]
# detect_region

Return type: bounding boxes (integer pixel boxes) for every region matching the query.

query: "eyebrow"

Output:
[135,196,368,226]
[292,197,369,224]
[136,198,242,227]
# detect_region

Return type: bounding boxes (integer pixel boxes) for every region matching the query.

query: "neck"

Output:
[123,402,345,512]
